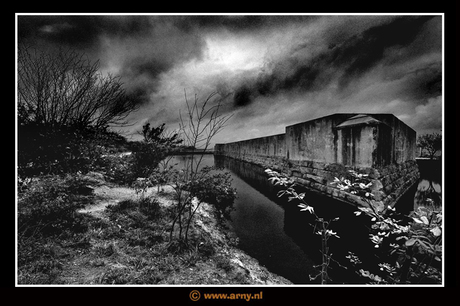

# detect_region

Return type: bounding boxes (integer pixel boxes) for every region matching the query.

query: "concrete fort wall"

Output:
[215,113,419,209]
[285,114,350,163]
[373,114,417,164]
[214,133,286,170]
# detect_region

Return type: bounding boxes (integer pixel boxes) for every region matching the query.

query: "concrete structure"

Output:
[215,113,419,209]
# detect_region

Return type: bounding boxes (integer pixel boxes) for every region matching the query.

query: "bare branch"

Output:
[17,45,139,129]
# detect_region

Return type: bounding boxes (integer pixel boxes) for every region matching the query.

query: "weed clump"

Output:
[18,175,92,238]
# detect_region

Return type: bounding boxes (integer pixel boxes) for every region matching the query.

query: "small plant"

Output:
[103,153,136,185]
[18,175,90,238]
[266,168,442,284]
[132,177,153,199]
[185,167,237,220]
[265,169,340,284]
[17,174,96,284]
[215,255,234,273]
[167,91,234,246]
[130,123,182,180]
[167,166,236,244]
[333,170,442,284]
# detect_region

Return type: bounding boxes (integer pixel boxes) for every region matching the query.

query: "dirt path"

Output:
[78,184,176,217]
[77,185,136,219]
[67,178,291,285]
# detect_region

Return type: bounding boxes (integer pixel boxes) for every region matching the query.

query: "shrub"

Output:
[185,167,237,219]
[18,175,91,238]
[129,123,182,179]
[266,168,340,284]
[103,153,136,185]
[17,174,95,284]
[167,165,237,244]
[18,124,129,177]
[334,170,442,284]
[266,168,442,284]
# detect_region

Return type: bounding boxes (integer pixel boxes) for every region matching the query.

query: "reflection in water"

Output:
[170,155,442,284]
[215,155,317,283]
[216,156,375,283]
[414,159,442,211]
[167,154,215,170]
[414,180,442,209]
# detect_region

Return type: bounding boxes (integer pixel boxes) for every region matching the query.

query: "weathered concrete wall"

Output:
[286,159,419,209]
[336,125,378,167]
[215,113,419,209]
[371,114,417,164]
[335,117,393,168]
[284,113,415,168]
[215,134,286,170]
[285,114,349,163]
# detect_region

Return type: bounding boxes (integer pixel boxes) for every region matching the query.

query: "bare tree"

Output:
[18,45,139,128]
[179,90,233,177]
[169,90,233,244]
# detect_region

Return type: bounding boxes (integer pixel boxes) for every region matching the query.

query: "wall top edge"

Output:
[216,113,414,146]
[215,133,286,146]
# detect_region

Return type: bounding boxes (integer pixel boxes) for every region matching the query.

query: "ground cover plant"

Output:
[266,168,442,284]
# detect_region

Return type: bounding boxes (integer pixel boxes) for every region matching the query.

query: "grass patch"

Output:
[17,184,229,284]
[17,175,96,284]
[18,174,92,238]
[17,174,282,285]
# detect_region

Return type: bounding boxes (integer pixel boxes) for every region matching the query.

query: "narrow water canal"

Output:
[168,154,442,284]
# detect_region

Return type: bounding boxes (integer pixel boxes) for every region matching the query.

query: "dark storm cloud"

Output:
[17,15,316,49]
[173,15,318,32]
[17,15,442,141]
[18,15,153,48]
[233,85,253,107]
[336,16,433,83]
[18,15,210,106]
[16,15,323,108]
[232,16,436,107]
[402,65,442,100]
[123,59,171,80]
[119,56,187,104]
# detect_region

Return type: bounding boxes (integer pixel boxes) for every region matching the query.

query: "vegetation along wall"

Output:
[215,113,419,209]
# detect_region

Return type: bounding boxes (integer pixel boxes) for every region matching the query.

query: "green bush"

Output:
[17,174,95,284]
[18,123,129,177]
[128,123,182,180]
[102,124,181,186]
[266,168,442,284]
[333,170,442,284]
[103,154,136,185]
[185,167,237,219]
[18,175,91,238]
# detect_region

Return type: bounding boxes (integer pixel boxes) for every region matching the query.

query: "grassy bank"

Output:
[17,172,291,285]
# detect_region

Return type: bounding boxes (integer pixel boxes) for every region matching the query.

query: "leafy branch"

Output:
[332,170,442,284]
[168,91,235,246]
[266,167,442,284]
[266,168,341,284]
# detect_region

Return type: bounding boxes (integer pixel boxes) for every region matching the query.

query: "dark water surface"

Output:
[169,155,442,284]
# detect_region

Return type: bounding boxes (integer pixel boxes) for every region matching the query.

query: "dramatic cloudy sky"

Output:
[17,14,443,146]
